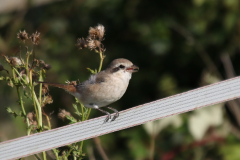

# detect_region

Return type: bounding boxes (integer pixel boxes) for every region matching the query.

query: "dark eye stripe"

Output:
[111,67,120,73]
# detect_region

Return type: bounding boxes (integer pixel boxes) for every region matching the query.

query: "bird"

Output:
[39,58,139,122]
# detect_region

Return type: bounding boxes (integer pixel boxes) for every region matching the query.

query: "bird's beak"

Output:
[126,64,139,73]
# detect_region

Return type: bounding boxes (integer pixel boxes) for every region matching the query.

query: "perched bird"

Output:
[39,58,139,122]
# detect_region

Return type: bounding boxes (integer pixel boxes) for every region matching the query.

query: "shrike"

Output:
[40,58,139,122]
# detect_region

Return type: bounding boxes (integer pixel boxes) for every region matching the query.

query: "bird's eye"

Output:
[119,65,125,69]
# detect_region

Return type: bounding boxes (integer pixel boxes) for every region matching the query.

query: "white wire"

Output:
[1,76,240,160]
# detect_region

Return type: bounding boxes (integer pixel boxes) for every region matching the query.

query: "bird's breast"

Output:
[78,75,129,108]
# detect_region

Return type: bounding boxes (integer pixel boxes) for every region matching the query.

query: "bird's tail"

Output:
[38,82,77,93]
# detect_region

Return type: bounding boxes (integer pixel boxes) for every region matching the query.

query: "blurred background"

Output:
[1,0,240,159]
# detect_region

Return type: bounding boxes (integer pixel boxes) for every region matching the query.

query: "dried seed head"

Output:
[58,109,71,120]
[44,64,52,70]
[94,40,101,48]
[8,57,22,67]
[89,27,99,39]
[39,60,45,65]
[42,84,49,95]
[87,38,97,50]
[96,24,105,40]
[30,31,41,45]
[46,95,53,104]
[42,95,53,107]
[26,112,38,129]
[32,121,38,127]
[88,24,105,40]
[17,30,28,42]
[87,38,102,50]
[27,112,35,121]
[76,38,88,49]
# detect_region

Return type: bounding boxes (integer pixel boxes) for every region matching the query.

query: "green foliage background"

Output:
[1,0,240,159]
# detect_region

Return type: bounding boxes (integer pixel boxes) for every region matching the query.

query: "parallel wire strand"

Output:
[1,76,240,160]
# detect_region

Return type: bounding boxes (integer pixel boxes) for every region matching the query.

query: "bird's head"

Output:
[106,58,139,80]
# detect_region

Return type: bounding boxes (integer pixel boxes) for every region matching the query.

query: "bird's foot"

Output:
[107,106,119,122]
[111,113,119,122]
[104,113,111,123]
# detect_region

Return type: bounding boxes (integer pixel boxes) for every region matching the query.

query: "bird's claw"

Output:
[104,114,111,123]
[111,112,119,122]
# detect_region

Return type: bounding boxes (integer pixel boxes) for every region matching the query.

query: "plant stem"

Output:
[98,51,104,72]
[39,70,43,107]
[45,114,51,129]
[66,148,73,158]
[13,68,30,135]
[42,151,47,160]
[149,135,155,160]
[80,103,84,121]
[16,86,30,134]
[52,149,59,160]
[33,90,42,128]
[12,68,16,80]
[86,108,92,120]
[79,141,84,154]
[26,54,40,124]
[34,154,42,160]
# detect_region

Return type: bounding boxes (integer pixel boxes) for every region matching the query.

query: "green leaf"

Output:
[86,68,97,74]
[5,107,19,118]
[8,79,14,87]
[65,115,77,124]
[73,103,82,117]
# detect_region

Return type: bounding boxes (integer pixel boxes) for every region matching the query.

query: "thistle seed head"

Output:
[58,109,71,120]
[17,30,28,42]
[8,57,22,67]
[76,38,88,49]
[44,64,52,70]
[88,24,105,40]
[30,31,41,45]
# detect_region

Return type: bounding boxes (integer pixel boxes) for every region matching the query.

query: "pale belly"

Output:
[73,77,129,108]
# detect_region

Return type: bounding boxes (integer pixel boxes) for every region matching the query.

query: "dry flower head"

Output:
[30,31,41,45]
[42,84,49,95]
[17,30,28,42]
[41,95,53,107]
[58,109,71,120]
[44,64,52,70]
[76,24,106,52]
[76,38,88,49]
[8,57,22,67]
[26,112,38,129]
[87,39,97,50]
[88,24,105,40]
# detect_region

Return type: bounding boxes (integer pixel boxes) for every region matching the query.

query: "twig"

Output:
[87,146,96,160]
[220,53,235,78]
[221,53,240,127]
[93,137,109,160]
[149,135,155,160]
